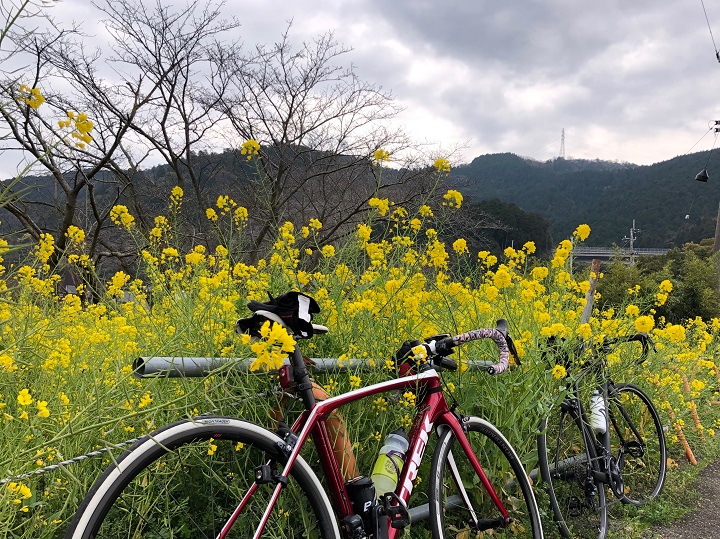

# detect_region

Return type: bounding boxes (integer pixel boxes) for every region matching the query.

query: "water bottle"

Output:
[589,389,606,434]
[370,428,409,496]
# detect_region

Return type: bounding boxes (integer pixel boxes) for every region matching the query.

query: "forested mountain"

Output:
[449,150,720,248]
[6,148,720,270]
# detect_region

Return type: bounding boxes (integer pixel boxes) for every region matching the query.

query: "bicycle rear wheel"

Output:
[429,416,543,538]
[538,403,608,539]
[607,383,666,505]
[64,417,339,539]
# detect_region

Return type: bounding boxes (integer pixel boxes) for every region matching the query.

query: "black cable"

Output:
[687,130,718,217]
[705,130,719,169]
[700,0,720,61]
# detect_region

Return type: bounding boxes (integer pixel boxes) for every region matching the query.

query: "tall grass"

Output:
[0,187,717,537]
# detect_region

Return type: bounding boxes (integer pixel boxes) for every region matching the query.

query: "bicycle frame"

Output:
[223,366,509,539]
[563,362,639,496]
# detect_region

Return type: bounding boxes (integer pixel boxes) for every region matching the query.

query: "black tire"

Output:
[538,404,608,539]
[429,416,543,538]
[607,383,666,505]
[64,417,339,538]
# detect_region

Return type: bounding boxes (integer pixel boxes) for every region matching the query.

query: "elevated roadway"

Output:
[573,246,668,262]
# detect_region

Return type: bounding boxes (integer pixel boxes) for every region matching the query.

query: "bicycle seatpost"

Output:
[289,343,316,409]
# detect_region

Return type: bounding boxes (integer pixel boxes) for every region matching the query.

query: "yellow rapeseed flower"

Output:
[426,240,448,268]
[233,206,249,225]
[419,205,433,217]
[17,389,33,406]
[368,197,390,216]
[634,315,655,333]
[442,189,463,208]
[18,85,45,109]
[573,224,591,241]
[357,224,372,243]
[109,205,135,229]
[552,364,567,379]
[7,481,32,500]
[493,267,512,289]
[170,186,184,207]
[373,148,390,164]
[185,251,205,266]
[65,225,85,245]
[241,139,261,159]
[452,238,468,255]
[433,158,451,173]
[36,401,49,418]
[36,233,55,264]
[531,266,549,280]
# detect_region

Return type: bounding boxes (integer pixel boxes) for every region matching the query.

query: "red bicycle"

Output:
[65,292,543,538]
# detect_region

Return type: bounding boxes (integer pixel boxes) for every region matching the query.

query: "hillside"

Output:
[5,149,720,255]
[449,151,720,248]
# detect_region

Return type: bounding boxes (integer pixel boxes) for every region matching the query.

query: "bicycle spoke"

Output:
[431,417,542,538]
[67,421,331,539]
[539,409,607,539]
[608,384,666,505]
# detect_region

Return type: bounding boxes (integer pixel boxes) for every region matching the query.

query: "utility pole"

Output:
[623,220,640,265]
[714,201,720,253]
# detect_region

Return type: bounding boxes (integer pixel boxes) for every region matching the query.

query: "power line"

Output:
[700,0,720,62]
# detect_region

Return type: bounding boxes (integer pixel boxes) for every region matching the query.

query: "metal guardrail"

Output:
[133,356,496,377]
[5,356,498,486]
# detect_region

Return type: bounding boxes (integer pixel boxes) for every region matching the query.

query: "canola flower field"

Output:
[1,182,719,537]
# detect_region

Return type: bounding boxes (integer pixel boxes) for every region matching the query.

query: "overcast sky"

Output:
[47,0,720,166]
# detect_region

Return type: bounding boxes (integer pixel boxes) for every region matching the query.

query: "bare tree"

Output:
[0,0,239,275]
[0,0,453,277]
[90,0,239,224]
[208,25,441,258]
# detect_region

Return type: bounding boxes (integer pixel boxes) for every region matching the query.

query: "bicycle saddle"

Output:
[237,291,324,338]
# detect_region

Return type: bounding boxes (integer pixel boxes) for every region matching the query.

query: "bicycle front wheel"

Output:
[607,383,666,505]
[538,404,608,539]
[429,416,543,538]
[64,417,339,539]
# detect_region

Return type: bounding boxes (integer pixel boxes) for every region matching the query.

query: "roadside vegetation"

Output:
[1,1,720,537]
[1,177,719,537]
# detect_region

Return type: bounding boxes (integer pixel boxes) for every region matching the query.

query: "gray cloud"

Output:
[46,0,720,166]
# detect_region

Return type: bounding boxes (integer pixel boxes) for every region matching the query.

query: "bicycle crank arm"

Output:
[475,516,507,531]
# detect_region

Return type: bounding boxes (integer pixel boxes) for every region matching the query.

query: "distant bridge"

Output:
[573,246,669,262]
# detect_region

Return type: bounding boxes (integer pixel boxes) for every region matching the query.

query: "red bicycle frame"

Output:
[222,366,510,539]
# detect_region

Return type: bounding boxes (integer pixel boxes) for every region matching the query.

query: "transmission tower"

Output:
[559,128,566,158]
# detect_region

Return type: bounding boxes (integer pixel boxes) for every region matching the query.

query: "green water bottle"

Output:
[370,428,409,497]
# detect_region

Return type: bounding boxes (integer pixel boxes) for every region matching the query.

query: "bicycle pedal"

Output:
[381,492,410,529]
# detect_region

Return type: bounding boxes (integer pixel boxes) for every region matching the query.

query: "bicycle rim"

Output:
[430,416,543,538]
[538,408,607,539]
[608,383,666,505]
[64,417,338,539]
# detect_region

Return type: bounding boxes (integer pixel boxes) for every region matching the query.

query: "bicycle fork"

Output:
[437,418,510,533]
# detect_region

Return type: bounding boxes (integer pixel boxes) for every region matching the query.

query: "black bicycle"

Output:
[537,333,666,539]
